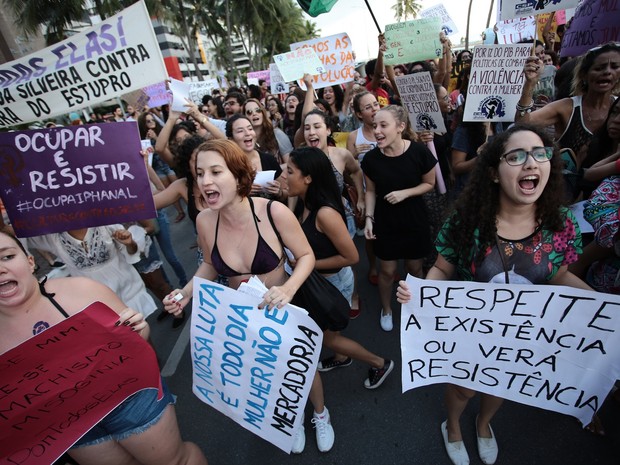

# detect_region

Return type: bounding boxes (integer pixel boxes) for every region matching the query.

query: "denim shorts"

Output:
[324,266,354,306]
[72,379,176,447]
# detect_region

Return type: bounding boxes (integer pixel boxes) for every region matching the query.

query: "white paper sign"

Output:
[290,33,355,89]
[497,16,537,44]
[254,170,277,188]
[191,277,323,453]
[273,48,325,83]
[499,0,580,21]
[401,276,620,425]
[396,72,446,134]
[463,44,531,122]
[420,3,459,36]
[269,63,289,94]
[0,2,167,128]
[188,79,220,105]
[168,78,191,112]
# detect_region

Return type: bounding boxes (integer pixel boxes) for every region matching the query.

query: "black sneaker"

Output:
[317,356,352,372]
[364,359,394,389]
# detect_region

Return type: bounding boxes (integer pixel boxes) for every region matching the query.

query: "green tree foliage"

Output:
[392,0,421,21]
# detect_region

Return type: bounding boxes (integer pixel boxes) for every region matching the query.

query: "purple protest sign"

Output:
[143,81,170,108]
[0,123,156,238]
[561,0,620,57]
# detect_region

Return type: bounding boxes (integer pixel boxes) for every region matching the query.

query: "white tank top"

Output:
[355,128,377,163]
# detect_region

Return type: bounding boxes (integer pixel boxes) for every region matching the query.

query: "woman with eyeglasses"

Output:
[242,98,293,165]
[516,42,620,167]
[396,124,590,465]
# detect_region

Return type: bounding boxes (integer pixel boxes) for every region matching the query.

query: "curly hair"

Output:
[447,124,565,268]
[195,139,255,198]
[175,134,206,180]
[242,98,279,157]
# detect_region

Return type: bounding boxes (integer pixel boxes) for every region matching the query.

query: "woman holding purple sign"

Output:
[0,231,208,465]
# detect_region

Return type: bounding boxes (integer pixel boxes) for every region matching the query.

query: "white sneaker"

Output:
[380,311,393,331]
[312,407,334,452]
[291,412,305,454]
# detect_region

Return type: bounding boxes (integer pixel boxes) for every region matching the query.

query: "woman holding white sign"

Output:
[0,231,208,465]
[396,124,590,465]
[164,139,335,454]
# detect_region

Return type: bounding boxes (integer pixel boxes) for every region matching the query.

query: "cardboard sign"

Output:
[499,0,580,21]
[384,17,443,66]
[396,72,446,134]
[290,33,355,89]
[496,16,537,44]
[190,277,323,453]
[401,276,620,426]
[561,0,620,57]
[269,64,289,95]
[420,3,459,37]
[0,302,163,465]
[0,123,156,237]
[463,44,532,122]
[273,48,325,83]
[0,2,167,128]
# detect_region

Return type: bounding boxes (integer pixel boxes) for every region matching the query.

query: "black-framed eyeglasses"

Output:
[223,101,235,107]
[200,108,209,114]
[501,147,553,166]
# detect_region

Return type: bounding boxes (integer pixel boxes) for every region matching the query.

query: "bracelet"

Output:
[365,214,374,222]
[516,101,534,117]
[615,158,620,173]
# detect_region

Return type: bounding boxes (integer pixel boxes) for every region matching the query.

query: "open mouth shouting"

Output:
[0,280,18,298]
[307,137,321,148]
[518,175,540,194]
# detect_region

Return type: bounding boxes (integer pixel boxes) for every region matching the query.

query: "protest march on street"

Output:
[0,0,619,464]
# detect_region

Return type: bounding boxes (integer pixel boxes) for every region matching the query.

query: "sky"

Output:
[306,0,498,61]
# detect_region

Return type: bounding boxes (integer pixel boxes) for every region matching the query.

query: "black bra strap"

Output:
[39,277,70,318]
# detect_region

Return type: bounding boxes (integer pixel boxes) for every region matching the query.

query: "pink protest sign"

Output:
[0,123,156,238]
[0,302,162,465]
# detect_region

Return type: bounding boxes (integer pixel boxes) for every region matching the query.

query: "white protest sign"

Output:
[273,48,325,83]
[384,17,443,66]
[189,79,220,105]
[420,3,459,37]
[499,0,580,21]
[0,2,167,128]
[400,276,620,424]
[463,44,531,122]
[191,277,323,453]
[395,72,446,134]
[290,33,356,89]
[269,63,289,94]
[168,78,190,112]
[496,16,537,44]
[401,276,620,425]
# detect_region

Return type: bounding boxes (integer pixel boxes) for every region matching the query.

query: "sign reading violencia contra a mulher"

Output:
[0,2,167,128]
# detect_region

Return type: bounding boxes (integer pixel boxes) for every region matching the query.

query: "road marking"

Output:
[161,317,191,377]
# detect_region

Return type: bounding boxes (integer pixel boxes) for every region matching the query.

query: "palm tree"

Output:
[465,0,474,49]
[3,0,86,45]
[392,0,422,21]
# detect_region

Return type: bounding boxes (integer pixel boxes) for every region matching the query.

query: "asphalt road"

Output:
[50,206,620,465]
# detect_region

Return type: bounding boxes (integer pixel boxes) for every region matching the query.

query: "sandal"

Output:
[349,297,361,319]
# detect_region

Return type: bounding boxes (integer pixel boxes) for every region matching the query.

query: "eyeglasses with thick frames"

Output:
[500,147,553,166]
